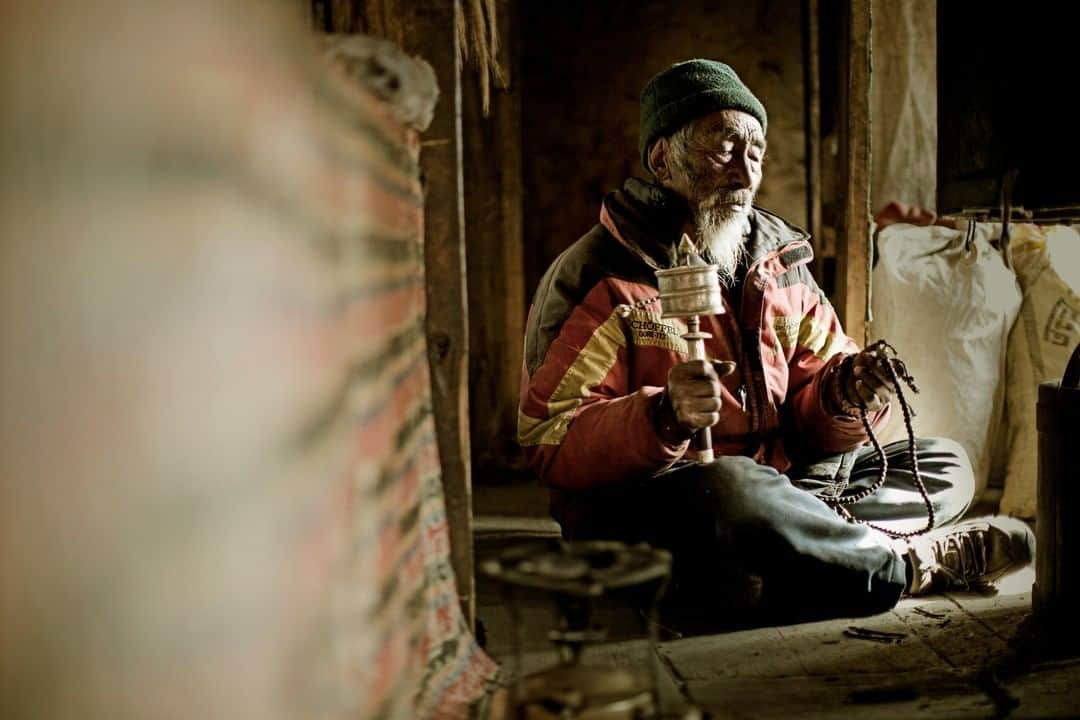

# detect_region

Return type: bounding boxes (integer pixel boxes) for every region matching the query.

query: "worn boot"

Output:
[905,516,1035,595]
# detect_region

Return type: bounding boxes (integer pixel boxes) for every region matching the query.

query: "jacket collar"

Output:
[599,177,687,270]
[744,205,812,269]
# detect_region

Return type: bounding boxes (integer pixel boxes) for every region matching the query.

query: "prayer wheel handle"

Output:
[1064,341,1080,390]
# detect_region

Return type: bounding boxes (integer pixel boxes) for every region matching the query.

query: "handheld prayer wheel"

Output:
[654,234,726,463]
[1034,341,1080,651]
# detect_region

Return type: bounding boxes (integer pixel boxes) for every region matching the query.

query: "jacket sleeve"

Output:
[518,282,687,490]
[784,286,891,455]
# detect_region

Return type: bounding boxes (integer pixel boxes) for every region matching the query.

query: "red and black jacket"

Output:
[518,178,888,521]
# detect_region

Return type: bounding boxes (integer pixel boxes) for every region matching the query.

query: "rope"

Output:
[822,340,936,539]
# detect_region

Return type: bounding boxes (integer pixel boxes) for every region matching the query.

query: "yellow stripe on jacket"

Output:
[518,310,626,447]
[773,314,847,360]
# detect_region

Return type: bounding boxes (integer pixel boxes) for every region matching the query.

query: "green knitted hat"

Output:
[639,59,767,171]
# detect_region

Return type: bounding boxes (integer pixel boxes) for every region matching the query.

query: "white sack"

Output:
[868,222,1022,498]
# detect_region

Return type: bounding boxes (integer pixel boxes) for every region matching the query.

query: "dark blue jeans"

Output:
[557,437,974,625]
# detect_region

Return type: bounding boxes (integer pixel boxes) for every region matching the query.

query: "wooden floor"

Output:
[477,546,1080,718]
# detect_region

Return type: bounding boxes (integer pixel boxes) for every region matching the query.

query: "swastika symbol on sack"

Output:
[1045,298,1080,346]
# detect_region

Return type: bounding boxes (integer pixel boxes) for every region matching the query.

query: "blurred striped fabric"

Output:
[0,1,496,718]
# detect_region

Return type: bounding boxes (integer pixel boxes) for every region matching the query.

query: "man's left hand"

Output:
[843,348,896,413]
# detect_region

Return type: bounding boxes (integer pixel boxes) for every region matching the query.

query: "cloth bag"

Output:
[1001,225,1080,518]
[868,222,1021,498]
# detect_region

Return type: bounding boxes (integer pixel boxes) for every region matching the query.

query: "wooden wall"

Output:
[520,0,809,305]
[462,1,527,483]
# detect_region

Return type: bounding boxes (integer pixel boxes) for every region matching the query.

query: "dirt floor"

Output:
[475,483,1080,719]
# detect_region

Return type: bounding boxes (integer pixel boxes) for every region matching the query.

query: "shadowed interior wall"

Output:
[521,0,808,301]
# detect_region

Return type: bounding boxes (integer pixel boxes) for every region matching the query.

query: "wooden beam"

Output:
[803,0,824,281]
[383,0,475,626]
[463,0,525,482]
[837,0,872,345]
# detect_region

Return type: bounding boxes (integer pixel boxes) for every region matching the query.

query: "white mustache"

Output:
[710,188,753,205]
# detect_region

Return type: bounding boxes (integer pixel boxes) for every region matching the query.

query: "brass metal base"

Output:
[517,664,654,719]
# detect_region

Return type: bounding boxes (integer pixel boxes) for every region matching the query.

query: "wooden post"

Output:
[463,0,525,482]
[803,0,824,281]
[837,0,872,345]
[379,0,475,626]
[1034,350,1080,651]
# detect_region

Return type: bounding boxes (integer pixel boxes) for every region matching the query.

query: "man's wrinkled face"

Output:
[671,109,765,221]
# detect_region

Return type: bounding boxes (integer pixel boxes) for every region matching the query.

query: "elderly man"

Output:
[517,59,1033,622]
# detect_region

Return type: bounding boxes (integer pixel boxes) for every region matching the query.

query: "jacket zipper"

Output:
[739,259,768,435]
[715,294,755,429]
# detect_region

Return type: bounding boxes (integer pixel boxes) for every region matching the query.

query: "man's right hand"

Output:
[665,359,737,432]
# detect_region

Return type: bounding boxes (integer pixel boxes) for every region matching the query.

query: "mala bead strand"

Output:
[823,340,936,539]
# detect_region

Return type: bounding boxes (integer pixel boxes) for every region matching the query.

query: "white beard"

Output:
[696,209,749,286]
